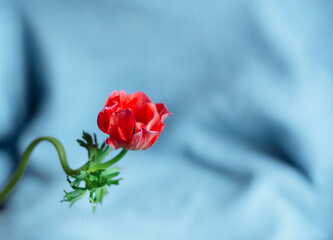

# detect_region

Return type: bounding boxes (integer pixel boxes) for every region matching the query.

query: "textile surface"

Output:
[0,1,333,239]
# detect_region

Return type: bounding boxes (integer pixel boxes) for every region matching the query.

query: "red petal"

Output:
[104,91,121,107]
[135,102,156,124]
[118,127,128,141]
[146,112,163,132]
[146,134,159,149]
[97,104,118,134]
[134,102,163,132]
[106,137,118,150]
[156,103,171,121]
[108,109,136,146]
[125,92,151,113]
[132,91,151,105]
[127,128,159,150]
[135,122,146,133]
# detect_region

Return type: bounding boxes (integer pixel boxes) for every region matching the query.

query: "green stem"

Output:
[88,149,128,172]
[0,137,86,204]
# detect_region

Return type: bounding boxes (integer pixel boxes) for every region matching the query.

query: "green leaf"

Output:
[62,188,88,208]
[95,186,108,203]
[102,167,121,176]
[104,172,120,180]
[70,178,82,187]
[107,179,121,185]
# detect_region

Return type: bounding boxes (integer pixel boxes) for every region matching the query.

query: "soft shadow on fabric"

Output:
[0,15,49,209]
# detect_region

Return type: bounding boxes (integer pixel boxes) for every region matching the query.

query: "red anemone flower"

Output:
[97,90,171,150]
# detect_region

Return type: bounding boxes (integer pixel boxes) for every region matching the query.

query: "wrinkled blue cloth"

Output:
[1,0,333,239]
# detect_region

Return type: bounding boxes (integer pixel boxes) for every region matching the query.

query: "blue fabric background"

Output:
[1,0,333,239]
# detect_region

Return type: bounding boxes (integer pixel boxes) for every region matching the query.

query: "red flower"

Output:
[97,90,171,150]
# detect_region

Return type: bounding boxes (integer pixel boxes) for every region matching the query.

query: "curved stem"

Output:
[0,137,86,204]
[88,149,128,172]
